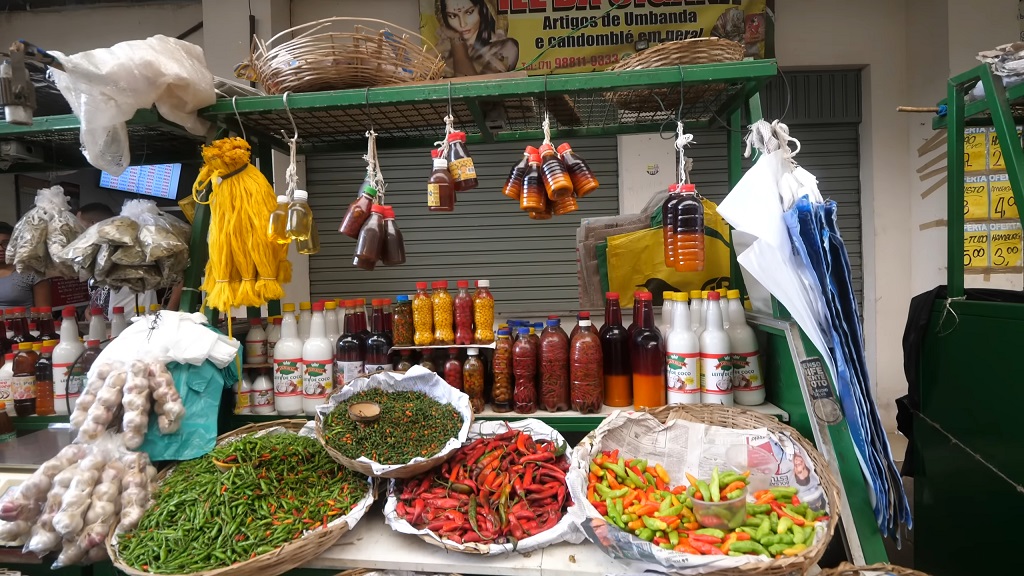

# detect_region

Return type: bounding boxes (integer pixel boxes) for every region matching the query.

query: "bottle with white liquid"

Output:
[245,319,267,364]
[336,299,346,337]
[273,304,304,416]
[53,307,85,415]
[0,353,12,415]
[88,307,107,342]
[235,374,253,415]
[324,300,340,348]
[659,291,674,339]
[252,370,275,414]
[110,306,128,338]
[297,301,312,341]
[689,290,703,334]
[302,301,334,416]
[267,316,282,357]
[666,292,700,404]
[726,289,765,405]
[699,291,733,406]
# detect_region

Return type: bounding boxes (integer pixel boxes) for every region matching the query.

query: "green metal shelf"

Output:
[932,75,1024,130]
[12,414,69,431]
[199,60,777,154]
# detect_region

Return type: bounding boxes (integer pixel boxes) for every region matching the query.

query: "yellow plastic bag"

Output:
[607,198,732,307]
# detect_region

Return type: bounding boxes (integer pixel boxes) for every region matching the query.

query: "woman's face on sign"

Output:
[445,0,481,44]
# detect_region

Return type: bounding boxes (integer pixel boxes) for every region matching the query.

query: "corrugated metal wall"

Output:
[306,138,619,314]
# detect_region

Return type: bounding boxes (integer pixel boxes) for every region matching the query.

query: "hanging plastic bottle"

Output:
[538,143,573,200]
[285,189,314,241]
[528,202,554,220]
[268,195,290,244]
[552,193,579,216]
[666,292,700,404]
[339,186,378,239]
[630,292,666,409]
[503,147,533,201]
[699,291,733,406]
[382,206,406,265]
[446,131,478,191]
[296,219,320,255]
[427,150,456,212]
[556,143,600,197]
[353,205,385,270]
[663,184,682,267]
[600,292,632,408]
[521,152,546,212]
[675,183,705,272]
[726,289,764,405]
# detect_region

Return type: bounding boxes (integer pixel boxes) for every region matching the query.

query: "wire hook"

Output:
[447,81,453,119]
[676,65,685,121]
[231,96,247,142]
[281,91,298,142]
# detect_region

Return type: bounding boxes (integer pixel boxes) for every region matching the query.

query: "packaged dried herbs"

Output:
[6,185,84,278]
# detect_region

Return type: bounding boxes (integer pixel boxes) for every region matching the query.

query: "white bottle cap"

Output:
[477,280,490,288]
[276,195,289,203]
[467,347,479,355]
[293,189,308,201]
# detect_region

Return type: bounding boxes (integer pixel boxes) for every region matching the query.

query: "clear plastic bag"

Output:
[5,185,82,277]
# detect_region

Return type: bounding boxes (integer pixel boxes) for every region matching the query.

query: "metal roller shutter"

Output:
[306,137,619,314]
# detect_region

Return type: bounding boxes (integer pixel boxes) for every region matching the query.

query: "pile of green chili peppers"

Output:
[117,434,368,574]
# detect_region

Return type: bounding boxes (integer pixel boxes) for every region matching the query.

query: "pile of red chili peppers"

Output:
[395,428,570,546]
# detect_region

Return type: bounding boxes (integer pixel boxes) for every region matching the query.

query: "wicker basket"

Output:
[239,17,444,94]
[605,37,744,113]
[582,405,841,576]
[818,563,931,576]
[107,420,369,576]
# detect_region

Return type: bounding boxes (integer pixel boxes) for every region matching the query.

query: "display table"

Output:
[307,509,634,576]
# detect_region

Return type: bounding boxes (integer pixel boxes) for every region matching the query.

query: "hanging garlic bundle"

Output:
[192,137,291,311]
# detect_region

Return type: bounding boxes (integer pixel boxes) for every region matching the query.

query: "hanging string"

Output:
[363,129,386,204]
[675,120,694,185]
[283,134,299,200]
[542,113,553,147]
[433,82,457,159]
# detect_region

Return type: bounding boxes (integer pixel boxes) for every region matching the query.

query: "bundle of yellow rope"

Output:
[192,137,291,312]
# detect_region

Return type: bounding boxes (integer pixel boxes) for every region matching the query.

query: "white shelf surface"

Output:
[476,401,789,422]
[307,509,634,575]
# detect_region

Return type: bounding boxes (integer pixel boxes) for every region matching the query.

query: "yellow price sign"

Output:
[989,173,1019,220]
[988,126,1022,171]
[964,176,989,221]
[964,128,987,173]
[964,223,990,269]
[990,222,1023,268]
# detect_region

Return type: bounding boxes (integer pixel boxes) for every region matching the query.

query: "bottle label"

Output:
[731,352,763,391]
[302,360,333,400]
[245,339,267,360]
[53,363,70,398]
[700,353,733,396]
[449,157,477,182]
[0,379,10,404]
[253,389,273,408]
[335,360,364,388]
[235,389,251,414]
[427,184,441,207]
[666,352,700,400]
[273,358,302,397]
[12,375,35,400]
[365,363,390,374]
[67,368,84,399]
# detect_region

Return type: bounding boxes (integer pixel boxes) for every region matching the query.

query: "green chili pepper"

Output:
[746,503,771,515]
[668,530,680,546]
[770,487,798,498]
[755,517,771,541]
[644,472,658,487]
[595,484,629,499]
[787,503,808,516]
[805,508,817,522]
[792,524,806,546]
[730,540,770,556]
[625,467,646,487]
[719,472,745,486]
[635,528,653,541]
[696,480,711,501]
[770,512,779,532]
[658,497,673,514]
[632,459,648,471]
[777,516,794,534]
[738,527,758,538]
[695,528,725,538]
[686,485,696,498]
[725,489,744,501]
[728,551,744,557]
[614,498,624,518]
[710,467,721,502]
[642,516,668,531]
[660,504,684,517]
[768,543,790,556]
[603,462,627,480]
[590,462,605,477]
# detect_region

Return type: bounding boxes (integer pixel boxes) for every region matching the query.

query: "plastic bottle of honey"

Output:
[382,206,407,265]
[353,206,385,271]
[521,152,546,212]
[538,143,573,201]
[552,193,579,216]
[663,184,682,267]
[675,183,705,272]
[529,202,554,220]
[34,341,55,416]
[428,150,455,212]
[445,131,478,192]
[503,147,533,200]
[557,143,599,197]
[267,195,290,244]
[339,186,378,239]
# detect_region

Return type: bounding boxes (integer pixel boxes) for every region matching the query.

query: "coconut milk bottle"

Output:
[727,290,764,405]
[273,304,304,416]
[699,291,733,406]
[302,302,334,416]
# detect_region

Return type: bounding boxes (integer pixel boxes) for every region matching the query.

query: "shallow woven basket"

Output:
[818,563,931,576]
[239,17,444,94]
[606,37,744,113]
[615,405,842,576]
[108,420,361,576]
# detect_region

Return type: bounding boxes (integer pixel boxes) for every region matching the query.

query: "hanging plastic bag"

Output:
[5,185,83,277]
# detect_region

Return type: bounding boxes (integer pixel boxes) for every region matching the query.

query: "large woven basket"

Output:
[606,37,744,113]
[108,420,367,576]
[238,17,444,94]
[597,405,842,576]
[819,563,930,576]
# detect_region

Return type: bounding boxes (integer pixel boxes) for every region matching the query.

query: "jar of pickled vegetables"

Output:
[392,295,413,347]
[413,282,433,346]
[463,347,485,413]
[473,280,495,344]
[570,318,604,414]
[432,281,455,345]
[443,348,463,391]
[491,328,513,413]
[454,280,473,345]
[512,327,537,414]
[539,319,569,412]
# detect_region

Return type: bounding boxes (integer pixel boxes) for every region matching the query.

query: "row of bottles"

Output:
[409,280,494,347]
[0,338,100,418]
[268,189,319,255]
[502,142,600,219]
[662,183,705,272]
[425,132,478,212]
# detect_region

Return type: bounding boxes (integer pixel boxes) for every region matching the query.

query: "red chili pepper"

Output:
[593,501,608,515]
[690,540,725,555]
[687,533,723,545]
[425,498,463,509]
[519,452,555,463]
[770,501,807,526]
[791,494,801,506]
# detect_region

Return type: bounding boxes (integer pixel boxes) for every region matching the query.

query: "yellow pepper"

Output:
[655,463,671,484]
[782,543,807,556]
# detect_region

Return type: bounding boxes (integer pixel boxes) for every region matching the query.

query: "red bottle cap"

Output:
[681,183,696,193]
[548,314,559,319]
[62,307,76,318]
[371,205,386,214]
[528,153,541,163]
[431,149,440,158]
[439,280,449,289]
[525,145,539,155]
[384,298,391,305]
[39,306,52,313]
[416,282,428,290]
[457,280,469,288]
[382,205,395,218]
[539,143,555,155]
[556,143,572,154]
[313,301,325,311]
[578,311,591,318]
[274,317,282,325]
[669,183,681,193]
[10,307,24,314]
[356,298,366,306]
[707,291,721,301]
[91,307,103,316]
[606,292,619,299]
[638,292,653,301]
[112,306,124,314]
[30,307,39,314]
[446,131,466,142]
[87,339,101,347]
[371,298,380,306]
[250,318,261,326]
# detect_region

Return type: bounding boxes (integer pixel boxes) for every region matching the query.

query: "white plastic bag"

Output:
[5,185,83,277]
[48,35,215,175]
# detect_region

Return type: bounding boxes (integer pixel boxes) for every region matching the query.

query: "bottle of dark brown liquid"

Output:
[382,206,406,265]
[538,143,573,201]
[12,342,38,417]
[445,131,478,192]
[339,186,378,239]
[502,147,532,201]
[557,142,600,197]
[34,341,55,416]
[521,152,546,213]
[36,307,58,343]
[353,206,385,270]
[427,150,455,212]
